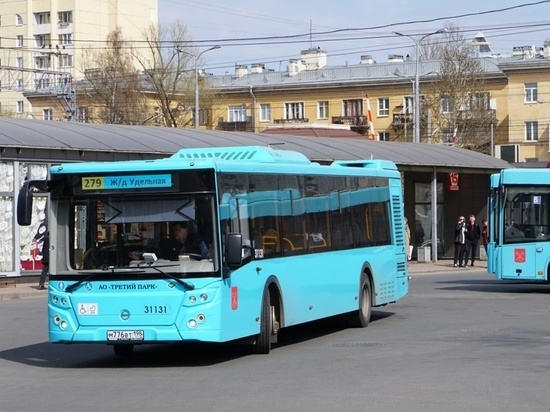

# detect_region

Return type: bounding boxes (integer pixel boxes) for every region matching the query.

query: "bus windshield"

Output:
[503,186,550,243]
[67,194,218,276]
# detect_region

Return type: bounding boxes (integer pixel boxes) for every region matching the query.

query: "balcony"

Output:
[218,121,253,132]
[273,118,309,124]
[332,115,368,127]
[392,113,412,129]
[456,109,497,123]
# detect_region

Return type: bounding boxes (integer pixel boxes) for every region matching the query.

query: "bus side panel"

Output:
[219,246,407,342]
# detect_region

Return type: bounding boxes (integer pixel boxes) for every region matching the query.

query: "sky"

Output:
[159,0,550,75]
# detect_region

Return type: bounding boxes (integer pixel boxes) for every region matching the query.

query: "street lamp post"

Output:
[177,45,221,129]
[394,30,446,143]
[394,69,415,142]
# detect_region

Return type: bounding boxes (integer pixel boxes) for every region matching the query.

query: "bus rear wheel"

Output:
[113,344,134,356]
[349,275,372,328]
[253,289,278,354]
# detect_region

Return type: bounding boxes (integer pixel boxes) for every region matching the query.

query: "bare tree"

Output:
[80,28,148,124]
[132,21,195,128]
[133,21,223,128]
[421,24,495,153]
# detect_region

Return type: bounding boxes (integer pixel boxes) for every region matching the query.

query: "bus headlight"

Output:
[188,319,197,328]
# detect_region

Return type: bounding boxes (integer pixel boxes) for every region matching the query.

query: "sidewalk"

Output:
[0,282,47,300]
[407,259,486,274]
[0,260,484,301]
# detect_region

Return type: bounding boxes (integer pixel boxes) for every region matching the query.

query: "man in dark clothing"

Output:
[162,221,211,260]
[453,216,467,267]
[465,214,481,267]
[38,231,49,289]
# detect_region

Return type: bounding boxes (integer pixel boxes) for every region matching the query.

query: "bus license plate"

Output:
[107,330,144,341]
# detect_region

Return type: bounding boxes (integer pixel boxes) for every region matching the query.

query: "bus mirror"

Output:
[226,233,243,266]
[17,185,34,226]
[17,180,50,226]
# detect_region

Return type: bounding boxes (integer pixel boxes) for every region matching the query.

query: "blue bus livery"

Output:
[488,168,550,282]
[18,146,409,354]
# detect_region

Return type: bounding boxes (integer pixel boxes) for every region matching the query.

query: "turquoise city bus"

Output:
[18,146,409,355]
[487,168,550,282]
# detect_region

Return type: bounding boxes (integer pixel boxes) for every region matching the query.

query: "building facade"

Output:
[0,0,158,120]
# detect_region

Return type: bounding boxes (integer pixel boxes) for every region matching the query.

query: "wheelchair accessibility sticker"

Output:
[78,303,98,315]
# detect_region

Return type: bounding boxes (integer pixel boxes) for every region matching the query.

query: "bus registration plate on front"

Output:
[107,330,144,341]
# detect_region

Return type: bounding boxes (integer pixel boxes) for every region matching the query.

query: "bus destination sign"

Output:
[81,174,172,191]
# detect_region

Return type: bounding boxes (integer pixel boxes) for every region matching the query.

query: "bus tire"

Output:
[349,274,372,328]
[113,344,134,356]
[253,289,273,354]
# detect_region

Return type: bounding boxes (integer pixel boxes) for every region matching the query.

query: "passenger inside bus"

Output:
[130,221,211,261]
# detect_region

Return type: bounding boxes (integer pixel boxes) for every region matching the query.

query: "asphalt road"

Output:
[2,269,550,412]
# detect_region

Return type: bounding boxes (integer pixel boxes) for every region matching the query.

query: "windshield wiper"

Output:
[66,267,146,293]
[148,265,195,291]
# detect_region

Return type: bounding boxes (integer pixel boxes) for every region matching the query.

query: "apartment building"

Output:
[0,0,158,120]
[206,44,550,164]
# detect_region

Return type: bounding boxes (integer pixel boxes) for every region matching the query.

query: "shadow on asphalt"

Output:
[0,310,394,369]
[434,277,550,295]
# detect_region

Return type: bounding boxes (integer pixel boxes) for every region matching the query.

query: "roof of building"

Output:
[0,118,510,173]
[209,58,507,90]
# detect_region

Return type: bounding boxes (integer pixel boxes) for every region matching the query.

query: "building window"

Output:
[525,83,538,103]
[17,101,24,113]
[59,33,73,44]
[228,105,247,122]
[343,99,363,117]
[525,121,538,141]
[284,102,305,120]
[403,96,413,115]
[35,78,51,89]
[58,54,73,67]
[58,11,73,24]
[16,35,23,48]
[441,95,453,114]
[469,92,490,110]
[379,132,390,141]
[78,107,89,123]
[16,79,23,90]
[34,34,51,48]
[260,104,271,122]
[35,56,51,69]
[318,101,329,119]
[16,14,23,26]
[16,57,23,68]
[43,109,53,121]
[378,98,389,117]
[34,12,51,25]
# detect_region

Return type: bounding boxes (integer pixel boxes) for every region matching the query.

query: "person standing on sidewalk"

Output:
[38,231,49,290]
[465,214,481,267]
[453,216,467,267]
[481,218,488,256]
[405,217,412,261]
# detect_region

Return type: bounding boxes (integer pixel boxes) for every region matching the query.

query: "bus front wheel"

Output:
[253,289,277,354]
[349,275,372,328]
